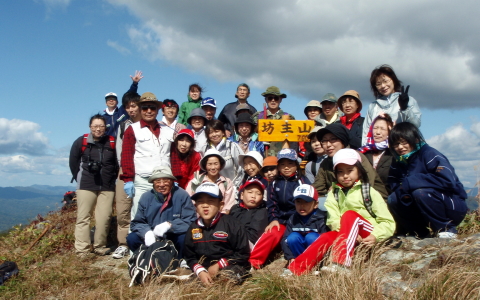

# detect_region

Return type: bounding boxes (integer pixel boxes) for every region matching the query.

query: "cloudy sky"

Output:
[1,0,480,187]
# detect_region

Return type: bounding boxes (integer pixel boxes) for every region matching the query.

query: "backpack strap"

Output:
[311,161,317,177]
[119,121,127,140]
[80,133,89,153]
[108,135,115,150]
[333,183,377,219]
[361,182,377,218]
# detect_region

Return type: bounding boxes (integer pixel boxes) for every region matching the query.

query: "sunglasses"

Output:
[266,96,280,102]
[141,105,158,111]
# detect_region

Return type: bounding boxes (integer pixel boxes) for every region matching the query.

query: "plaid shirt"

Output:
[120,119,160,182]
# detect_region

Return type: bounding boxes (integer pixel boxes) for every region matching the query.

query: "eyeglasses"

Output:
[90,125,105,129]
[375,77,392,88]
[320,137,339,145]
[393,141,410,148]
[141,105,158,111]
[266,96,280,102]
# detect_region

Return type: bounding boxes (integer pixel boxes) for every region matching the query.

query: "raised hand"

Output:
[398,85,410,110]
[130,70,144,84]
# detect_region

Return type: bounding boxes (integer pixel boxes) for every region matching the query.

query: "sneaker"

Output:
[112,246,129,259]
[320,264,350,274]
[438,232,457,239]
[280,268,293,277]
[179,259,189,269]
[94,247,112,256]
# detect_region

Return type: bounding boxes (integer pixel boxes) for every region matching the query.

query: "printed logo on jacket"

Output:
[213,231,228,239]
[192,228,202,240]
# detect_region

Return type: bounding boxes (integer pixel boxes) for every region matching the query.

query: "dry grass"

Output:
[1,209,480,300]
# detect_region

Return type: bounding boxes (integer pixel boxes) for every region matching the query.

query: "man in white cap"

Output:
[127,166,196,258]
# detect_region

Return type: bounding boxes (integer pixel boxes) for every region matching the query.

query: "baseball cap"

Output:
[293,184,319,203]
[333,148,362,169]
[201,97,216,108]
[321,93,337,103]
[239,151,264,168]
[176,129,194,140]
[277,148,298,161]
[191,182,223,201]
[239,178,266,193]
[105,92,118,100]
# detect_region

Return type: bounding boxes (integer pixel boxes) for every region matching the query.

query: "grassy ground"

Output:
[1,207,480,299]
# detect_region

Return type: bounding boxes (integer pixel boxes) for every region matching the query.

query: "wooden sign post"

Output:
[257,119,315,142]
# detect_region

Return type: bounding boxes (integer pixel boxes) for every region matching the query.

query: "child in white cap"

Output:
[288,148,395,275]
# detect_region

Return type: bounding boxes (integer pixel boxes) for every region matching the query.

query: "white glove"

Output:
[153,222,172,238]
[144,230,156,247]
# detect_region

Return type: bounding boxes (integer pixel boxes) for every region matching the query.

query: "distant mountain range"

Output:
[0,184,478,233]
[0,185,75,233]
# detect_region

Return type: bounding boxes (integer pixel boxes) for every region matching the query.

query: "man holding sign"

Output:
[252,86,296,157]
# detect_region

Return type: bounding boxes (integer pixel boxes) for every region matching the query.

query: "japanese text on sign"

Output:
[258,120,315,142]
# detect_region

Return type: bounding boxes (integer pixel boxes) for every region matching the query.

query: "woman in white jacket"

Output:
[362,64,422,146]
[202,119,244,189]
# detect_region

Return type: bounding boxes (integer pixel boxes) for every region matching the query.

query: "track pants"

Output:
[289,210,373,275]
[249,224,286,269]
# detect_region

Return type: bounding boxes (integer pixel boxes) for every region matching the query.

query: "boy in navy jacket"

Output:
[184,182,250,286]
[229,179,269,249]
[282,184,328,262]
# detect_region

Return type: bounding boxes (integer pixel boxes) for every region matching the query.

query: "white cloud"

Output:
[107,0,480,109]
[0,118,49,156]
[107,40,131,55]
[0,155,69,176]
[427,122,480,187]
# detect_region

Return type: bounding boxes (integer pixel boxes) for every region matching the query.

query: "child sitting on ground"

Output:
[184,182,251,286]
[281,184,328,268]
[288,149,395,275]
[249,149,310,269]
[229,179,269,250]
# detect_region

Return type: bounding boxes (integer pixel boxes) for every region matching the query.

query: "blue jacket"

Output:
[228,132,265,157]
[267,172,311,224]
[281,208,328,260]
[130,186,197,239]
[103,82,138,137]
[388,144,467,200]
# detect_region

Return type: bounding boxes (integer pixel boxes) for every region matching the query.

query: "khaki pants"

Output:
[75,189,114,253]
[115,168,132,247]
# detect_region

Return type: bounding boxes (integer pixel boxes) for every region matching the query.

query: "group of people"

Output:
[69,65,468,284]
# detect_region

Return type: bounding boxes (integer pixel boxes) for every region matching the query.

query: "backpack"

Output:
[128,239,179,287]
[62,191,77,208]
[0,261,19,286]
[81,133,115,153]
[333,182,377,218]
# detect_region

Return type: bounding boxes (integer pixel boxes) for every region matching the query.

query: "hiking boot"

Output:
[94,247,112,256]
[112,246,129,259]
[438,232,457,239]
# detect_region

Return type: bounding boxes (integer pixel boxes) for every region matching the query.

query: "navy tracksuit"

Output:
[388,144,467,236]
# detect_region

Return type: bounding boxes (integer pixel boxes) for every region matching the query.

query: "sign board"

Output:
[258,119,315,142]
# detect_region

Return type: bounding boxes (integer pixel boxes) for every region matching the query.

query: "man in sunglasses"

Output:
[252,86,296,157]
[121,92,174,219]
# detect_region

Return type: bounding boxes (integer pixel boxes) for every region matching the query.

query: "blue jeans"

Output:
[126,232,186,259]
[286,232,320,258]
[388,188,467,237]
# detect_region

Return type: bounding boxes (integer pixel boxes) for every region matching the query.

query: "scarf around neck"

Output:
[358,116,389,153]
[340,112,361,130]
[395,141,426,164]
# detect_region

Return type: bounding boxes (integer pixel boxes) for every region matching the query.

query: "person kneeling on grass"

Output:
[288,149,395,275]
[229,179,269,250]
[184,182,251,286]
[281,184,328,274]
[127,166,197,259]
